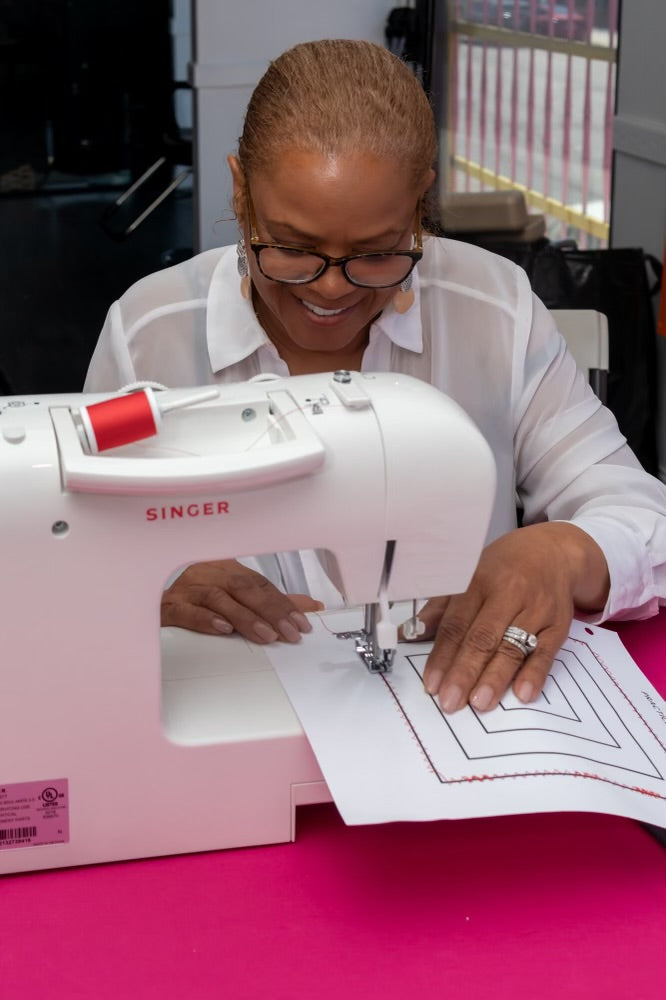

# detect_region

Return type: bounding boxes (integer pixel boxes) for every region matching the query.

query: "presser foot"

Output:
[335,629,395,674]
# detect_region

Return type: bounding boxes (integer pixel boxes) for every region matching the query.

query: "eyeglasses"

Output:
[246,189,423,289]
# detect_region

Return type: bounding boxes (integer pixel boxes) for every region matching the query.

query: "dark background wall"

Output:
[0,0,193,394]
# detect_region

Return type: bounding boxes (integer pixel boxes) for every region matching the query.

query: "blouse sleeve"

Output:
[514,289,666,623]
[83,300,139,391]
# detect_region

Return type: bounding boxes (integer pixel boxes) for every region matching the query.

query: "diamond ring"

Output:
[502,626,538,656]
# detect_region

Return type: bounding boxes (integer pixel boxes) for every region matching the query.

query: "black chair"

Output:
[100,81,192,240]
[98,0,192,241]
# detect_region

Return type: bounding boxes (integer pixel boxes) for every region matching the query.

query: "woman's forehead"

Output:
[253,147,414,185]
[250,150,420,219]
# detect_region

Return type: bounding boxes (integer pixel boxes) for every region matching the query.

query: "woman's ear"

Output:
[421,167,436,196]
[227,154,247,223]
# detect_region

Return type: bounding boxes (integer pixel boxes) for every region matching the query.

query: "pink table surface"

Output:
[3,613,666,1000]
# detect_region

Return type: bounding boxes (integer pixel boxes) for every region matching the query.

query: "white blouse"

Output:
[84,237,666,621]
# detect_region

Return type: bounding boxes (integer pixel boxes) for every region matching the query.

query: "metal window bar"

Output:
[447,0,618,246]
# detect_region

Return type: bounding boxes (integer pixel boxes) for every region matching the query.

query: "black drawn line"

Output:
[571,636,666,754]
[439,769,666,801]
[472,653,620,748]
[497,672,581,723]
[404,653,625,758]
[392,638,664,786]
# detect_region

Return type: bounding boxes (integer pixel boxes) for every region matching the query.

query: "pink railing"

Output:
[448,0,619,245]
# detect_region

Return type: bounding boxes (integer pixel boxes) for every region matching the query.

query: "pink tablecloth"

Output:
[3,614,666,1000]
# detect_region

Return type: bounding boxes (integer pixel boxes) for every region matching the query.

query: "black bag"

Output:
[486,240,662,475]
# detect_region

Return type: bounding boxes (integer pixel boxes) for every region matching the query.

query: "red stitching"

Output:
[316,619,666,802]
[570,636,666,752]
[400,637,666,800]
[381,674,440,777]
[440,769,666,799]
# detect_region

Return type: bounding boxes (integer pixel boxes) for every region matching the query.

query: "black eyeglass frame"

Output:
[246,189,423,289]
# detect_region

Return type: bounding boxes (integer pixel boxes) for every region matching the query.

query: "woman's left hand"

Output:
[404,522,610,713]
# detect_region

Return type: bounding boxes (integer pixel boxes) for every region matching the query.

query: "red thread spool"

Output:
[80,389,162,453]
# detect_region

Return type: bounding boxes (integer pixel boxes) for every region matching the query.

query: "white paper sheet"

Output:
[267,609,666,826]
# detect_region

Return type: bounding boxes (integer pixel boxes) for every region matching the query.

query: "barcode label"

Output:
[0,826,37,841]
[1,779,69,851]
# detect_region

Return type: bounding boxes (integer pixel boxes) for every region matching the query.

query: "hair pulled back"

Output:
[237,39,437,190]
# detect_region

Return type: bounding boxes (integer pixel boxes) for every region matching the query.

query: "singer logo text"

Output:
[146,501,230,521]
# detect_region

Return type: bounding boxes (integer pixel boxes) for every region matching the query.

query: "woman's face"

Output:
[230,150,433,366]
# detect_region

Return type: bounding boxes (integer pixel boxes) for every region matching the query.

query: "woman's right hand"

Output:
[160,559,323,643]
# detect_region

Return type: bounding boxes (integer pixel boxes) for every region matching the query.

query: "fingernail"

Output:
[212,617,233,634]
[289,611,312,633]
[439,684,463,714]
[471,684,494,712]
[424,670,443,696]
[277,618,302,643]
[253,621,279,643]
[516,680,535,703]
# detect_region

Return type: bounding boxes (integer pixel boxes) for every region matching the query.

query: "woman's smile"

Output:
[298,296,357,323]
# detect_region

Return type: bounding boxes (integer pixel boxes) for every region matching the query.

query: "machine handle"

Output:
[51,394,325,495]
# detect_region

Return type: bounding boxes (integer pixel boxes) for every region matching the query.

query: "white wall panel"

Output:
[190,0,396,251]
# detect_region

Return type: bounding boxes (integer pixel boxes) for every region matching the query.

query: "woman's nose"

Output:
[308,262,355,298]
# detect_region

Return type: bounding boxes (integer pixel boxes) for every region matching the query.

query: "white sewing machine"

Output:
[0,371,495,874]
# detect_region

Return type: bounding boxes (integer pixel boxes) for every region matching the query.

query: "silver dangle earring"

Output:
[236,236,251,300]
[392,272,415,314]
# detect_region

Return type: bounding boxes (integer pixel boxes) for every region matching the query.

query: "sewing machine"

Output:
[0,371,495,874]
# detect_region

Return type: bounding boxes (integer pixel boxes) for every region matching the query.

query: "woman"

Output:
[84,39,666,714]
